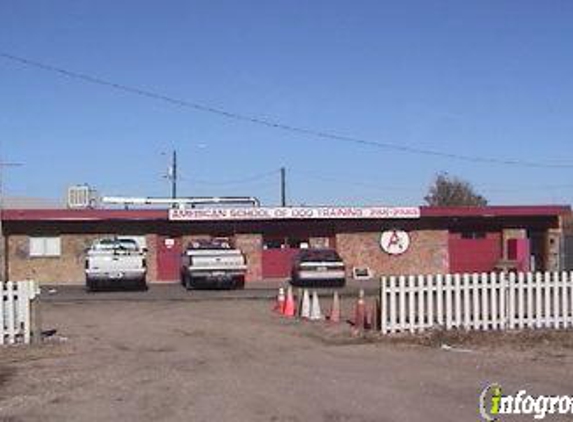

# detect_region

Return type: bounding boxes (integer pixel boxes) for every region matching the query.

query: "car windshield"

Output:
[188,239,232,250]
[298,249,341,262]
[93,238,138,252]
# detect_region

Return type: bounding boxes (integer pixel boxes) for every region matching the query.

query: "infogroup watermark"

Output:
[480,384,573,420]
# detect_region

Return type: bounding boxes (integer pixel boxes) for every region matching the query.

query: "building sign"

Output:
[169,206,420,221]
[380,230,410,255]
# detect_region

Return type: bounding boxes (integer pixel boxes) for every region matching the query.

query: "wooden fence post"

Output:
[380,277,387,334]
[30,289,42,345]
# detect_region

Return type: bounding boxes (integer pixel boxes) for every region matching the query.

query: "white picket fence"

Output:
[380,272,573,334]
[1,280,40,345]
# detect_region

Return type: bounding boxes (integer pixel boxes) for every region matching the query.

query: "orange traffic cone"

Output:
[364,301,372,330]
[370,298,380,331]
[274,287,285,313]
[283,286,296,317]
[353,289,366,330]
[328,291,341,323]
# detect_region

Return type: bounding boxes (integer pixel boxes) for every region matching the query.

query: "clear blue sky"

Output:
[1,1,572,206]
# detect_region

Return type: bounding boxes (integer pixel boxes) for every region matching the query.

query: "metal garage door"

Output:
[449,231,502,274]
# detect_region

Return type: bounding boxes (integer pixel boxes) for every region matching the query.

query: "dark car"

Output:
[290,249,346,287]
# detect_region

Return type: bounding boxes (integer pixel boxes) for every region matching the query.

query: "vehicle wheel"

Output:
[138,278,148,291]
[184,274,193,290]
[86,278,97,292]
[234,277,245,290]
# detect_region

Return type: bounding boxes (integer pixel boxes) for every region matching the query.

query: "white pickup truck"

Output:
[180,239,247,290]
[85,237,147,291]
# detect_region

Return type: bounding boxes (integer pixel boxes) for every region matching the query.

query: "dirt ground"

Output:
[1,297,573,422]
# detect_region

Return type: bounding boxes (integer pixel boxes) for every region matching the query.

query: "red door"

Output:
[156,236,182,282]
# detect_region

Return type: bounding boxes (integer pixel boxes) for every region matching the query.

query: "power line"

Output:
[292,168,573,194]
[1,51,572,169]
[291,170,421,192]
[180,169,279,186]
[478,183,573,193]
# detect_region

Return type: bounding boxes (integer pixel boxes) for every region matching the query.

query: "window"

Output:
[92,238,139,252]
[461,231,487,240]
[29,237,61,257]
[263,238,286,250]
[123,236,146,249]
[287,237,310,248]
[298,249,342,262]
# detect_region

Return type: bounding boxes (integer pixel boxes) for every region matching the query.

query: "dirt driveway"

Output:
[1,298,572,422]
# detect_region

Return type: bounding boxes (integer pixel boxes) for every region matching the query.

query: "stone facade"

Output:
[336,230,449,277]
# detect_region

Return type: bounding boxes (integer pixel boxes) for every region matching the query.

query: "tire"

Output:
[137,278,148,291]
[234,276,245,290]
[184,273,193,290]
[86,278,97,292]
[289,276,301,287]
[335,279,346,288]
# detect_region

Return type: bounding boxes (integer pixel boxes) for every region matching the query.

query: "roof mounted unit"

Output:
[67,185,99,209]
[101,196,261,208]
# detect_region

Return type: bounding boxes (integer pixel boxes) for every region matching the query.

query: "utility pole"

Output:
[0,161,23,281]
[168,150,177,200]
[280,167,286,207]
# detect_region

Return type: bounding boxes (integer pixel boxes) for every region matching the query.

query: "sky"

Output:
[1,0,572,206]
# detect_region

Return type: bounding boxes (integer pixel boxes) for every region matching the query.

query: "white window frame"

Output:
[29,236,61,258]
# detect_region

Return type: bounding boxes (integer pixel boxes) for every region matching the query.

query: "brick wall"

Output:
[336,230,449,277]
[8,229,445,284]
[8,234,104,284]
[234,234,263,282]
[145,234,158,282]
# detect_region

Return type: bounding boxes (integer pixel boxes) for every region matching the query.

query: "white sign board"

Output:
[380,230,410,255]
[169,206,420,221]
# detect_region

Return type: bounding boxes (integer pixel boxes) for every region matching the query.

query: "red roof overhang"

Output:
[1,205,570,222]
[419,205,570,218]
[1,209,167,221]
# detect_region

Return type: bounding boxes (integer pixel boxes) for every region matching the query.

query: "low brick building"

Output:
[1,205,569,285]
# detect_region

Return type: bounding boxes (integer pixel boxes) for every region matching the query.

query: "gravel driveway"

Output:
[1,298,572,421]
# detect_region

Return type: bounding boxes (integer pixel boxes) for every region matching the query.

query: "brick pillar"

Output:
[234,234,263,282]
[146,234,158,282]
[502,229,527,260]
[546,229,562,271]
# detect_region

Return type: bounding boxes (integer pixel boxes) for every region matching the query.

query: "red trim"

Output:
[420,205,570,218]
[1,209,167,221]
[1,205,569,222]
